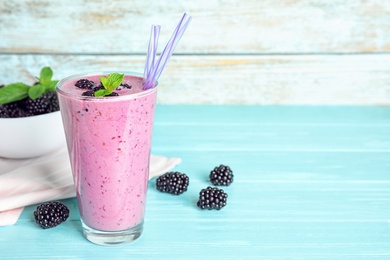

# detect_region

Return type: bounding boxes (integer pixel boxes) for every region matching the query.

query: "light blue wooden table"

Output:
[1,105,390,259]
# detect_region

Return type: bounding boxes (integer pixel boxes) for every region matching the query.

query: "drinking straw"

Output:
[143,25,160,82]
[143,13,192,90]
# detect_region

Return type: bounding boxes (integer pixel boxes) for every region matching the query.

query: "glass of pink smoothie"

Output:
[56,71,157,245]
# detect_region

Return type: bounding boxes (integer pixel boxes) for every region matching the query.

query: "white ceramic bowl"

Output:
[0,111,66,159]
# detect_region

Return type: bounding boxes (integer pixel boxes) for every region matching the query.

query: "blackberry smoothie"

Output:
[56,72,157,245]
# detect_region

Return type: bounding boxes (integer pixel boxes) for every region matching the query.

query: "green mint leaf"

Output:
[0,83,29,105]
[45,80,59,92]
[99,76,109,89]
[106,73,124,91]
[39,67,53,85]
[100,73,124,92]
[28,84,46,100]
[96,73,124,97]
[94,89,112,97]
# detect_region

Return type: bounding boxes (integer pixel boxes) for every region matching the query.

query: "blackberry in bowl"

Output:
[0,67,66,158]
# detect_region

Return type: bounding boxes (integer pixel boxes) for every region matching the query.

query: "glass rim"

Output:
[56,71,158,101]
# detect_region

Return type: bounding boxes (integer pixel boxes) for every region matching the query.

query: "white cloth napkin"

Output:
[0,146,181,226]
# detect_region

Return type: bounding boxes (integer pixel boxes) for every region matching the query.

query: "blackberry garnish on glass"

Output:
[80,73,123,97]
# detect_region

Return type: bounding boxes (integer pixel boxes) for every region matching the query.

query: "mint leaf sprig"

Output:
[29,67,59,100]
[0,83,30,105]
[0,67,59,105]
[94,73,124,97]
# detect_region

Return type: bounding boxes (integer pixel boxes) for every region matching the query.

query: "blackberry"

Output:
[156,172,189,195]
[82,90,95,97]
[75,79,95,89]
[33,201,70,229]
[0,101,27,118]
[116,83,132,91]
[197,187,228,210]
[92,84,104,92]
[81,89,119,97]
[24,91,55,116]
[44,91,60,113]
[120,83,132,89]
[210,165,234,186]
[106,92,119,96]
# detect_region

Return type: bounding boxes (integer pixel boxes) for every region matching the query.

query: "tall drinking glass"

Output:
[56,71,157,245]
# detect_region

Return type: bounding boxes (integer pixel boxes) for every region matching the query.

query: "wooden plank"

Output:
[1,106,390,258]
[1,54,390,105]
[0,0,389,54]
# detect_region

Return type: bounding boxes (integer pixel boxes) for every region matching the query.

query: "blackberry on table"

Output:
[210,165,234,186]
[156,172,189,195]
[33,201,70,229]
[75,79,95,89]
[197,187,228,210]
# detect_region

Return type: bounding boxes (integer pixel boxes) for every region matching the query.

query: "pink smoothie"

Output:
[57,73,157,231]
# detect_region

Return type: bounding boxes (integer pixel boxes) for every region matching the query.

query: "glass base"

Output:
[81,220,143,246]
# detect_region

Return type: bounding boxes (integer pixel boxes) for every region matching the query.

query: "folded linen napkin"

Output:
[0,146,181,226]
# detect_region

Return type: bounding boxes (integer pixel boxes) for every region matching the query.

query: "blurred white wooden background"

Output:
[1,0,390,105]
